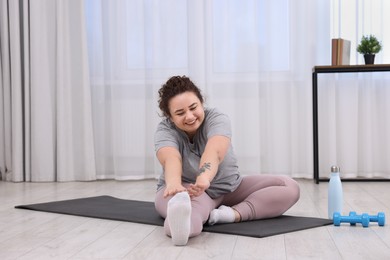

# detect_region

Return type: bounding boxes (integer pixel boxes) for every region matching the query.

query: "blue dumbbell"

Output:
[349,211,385,226]
[370,212,386,226]
[333,212,370,227]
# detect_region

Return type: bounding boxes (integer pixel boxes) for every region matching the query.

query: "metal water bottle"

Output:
[328,165,343,219]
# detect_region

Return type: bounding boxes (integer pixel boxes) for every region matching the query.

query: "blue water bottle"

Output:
[328,165,343,219]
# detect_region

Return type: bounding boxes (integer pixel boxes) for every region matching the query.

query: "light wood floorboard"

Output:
[1,179,390,259]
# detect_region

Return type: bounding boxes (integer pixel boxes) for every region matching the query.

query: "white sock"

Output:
[208,205,236,225]
[167,191,191,246]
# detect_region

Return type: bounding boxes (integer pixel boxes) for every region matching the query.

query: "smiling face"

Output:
[168,91,205,139]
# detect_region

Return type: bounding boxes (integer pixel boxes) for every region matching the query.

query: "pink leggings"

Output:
[154,174,300,238]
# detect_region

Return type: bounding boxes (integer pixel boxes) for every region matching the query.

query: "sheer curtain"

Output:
[2,0,389,182]
[0,0,95,181]
[318,0,390,178]
[85,0,330,180]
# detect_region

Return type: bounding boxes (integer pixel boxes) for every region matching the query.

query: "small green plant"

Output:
[356,35,382,55]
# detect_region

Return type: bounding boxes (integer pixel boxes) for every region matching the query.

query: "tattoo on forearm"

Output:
[199,162,211,175]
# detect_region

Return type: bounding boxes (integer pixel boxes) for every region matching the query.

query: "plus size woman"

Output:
[154,75,300,246]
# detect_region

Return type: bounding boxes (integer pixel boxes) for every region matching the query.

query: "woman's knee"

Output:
[284,176,300,198]
[278,176,300,206]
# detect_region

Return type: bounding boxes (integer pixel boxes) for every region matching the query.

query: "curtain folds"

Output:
[1,0,390,182]
[318,73,390,178]
[85,0,331,180]
[320,0,390,178]
[85,0,390,180]
[0,0,96,182]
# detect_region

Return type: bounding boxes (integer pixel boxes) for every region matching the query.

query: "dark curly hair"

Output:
[158,75,204,118]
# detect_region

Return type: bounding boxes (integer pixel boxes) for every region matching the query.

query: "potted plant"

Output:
[356,35,382,65]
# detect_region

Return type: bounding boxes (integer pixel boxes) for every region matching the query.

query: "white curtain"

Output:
[0,0,96,181]
[85,0,330,180]
[318,0,390,178]
[2,0,390,182]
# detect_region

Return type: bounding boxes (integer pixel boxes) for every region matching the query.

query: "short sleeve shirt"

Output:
[154,107,242,198]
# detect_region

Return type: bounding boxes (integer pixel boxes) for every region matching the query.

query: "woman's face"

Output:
[168,91,205,138]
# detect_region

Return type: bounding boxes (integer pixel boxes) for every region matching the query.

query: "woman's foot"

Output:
[208,205,236,225]
[167,191,191,246]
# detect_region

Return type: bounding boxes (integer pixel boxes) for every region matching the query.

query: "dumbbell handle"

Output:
[366,212,385,226]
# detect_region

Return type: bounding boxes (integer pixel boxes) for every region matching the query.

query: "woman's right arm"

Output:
[157,146,186,198]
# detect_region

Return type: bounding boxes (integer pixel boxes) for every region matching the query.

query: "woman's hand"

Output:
[187,175,210,198]
[187,135,230,198]
[163,184,187,198]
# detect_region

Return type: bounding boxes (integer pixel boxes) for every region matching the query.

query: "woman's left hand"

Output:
[187,175,210,197]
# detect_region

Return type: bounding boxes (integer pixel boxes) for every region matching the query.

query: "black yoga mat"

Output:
[15,195,332,238]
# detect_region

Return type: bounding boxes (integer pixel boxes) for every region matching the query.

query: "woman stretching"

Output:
[154,75,300,246]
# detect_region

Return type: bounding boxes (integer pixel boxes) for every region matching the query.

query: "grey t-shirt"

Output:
[154,107,242,199]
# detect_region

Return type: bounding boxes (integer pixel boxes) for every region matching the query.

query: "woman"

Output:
[154,75,300,246]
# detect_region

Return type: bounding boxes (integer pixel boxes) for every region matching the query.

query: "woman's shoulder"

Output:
[204,107,230,122]
[155,118,184,145]
[157,117,172,128]
[205,107,227,117]
[155,118,177,134]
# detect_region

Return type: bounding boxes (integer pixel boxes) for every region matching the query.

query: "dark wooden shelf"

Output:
[313,64,390,73]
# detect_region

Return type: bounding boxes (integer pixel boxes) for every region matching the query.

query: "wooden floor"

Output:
[1,178,390,260]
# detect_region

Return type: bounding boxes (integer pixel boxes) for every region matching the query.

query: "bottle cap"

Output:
[331,165,340,173]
